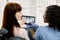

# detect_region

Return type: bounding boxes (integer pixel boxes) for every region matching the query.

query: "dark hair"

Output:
[45,5,60,30]
[2,3,22,38]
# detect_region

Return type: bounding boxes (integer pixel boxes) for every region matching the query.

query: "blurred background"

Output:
[0,0,60,29]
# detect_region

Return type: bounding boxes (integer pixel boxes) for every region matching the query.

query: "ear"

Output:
[43,15,48,23]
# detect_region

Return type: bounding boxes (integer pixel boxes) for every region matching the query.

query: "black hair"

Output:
[45,5,60,30]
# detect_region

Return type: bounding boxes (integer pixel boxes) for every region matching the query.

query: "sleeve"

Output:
[34,27,42,40]
[19,28,30,40]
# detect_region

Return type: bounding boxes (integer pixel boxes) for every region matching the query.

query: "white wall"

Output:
[0,0,7,29]
[8,0,37,16]
[57,0,60,6]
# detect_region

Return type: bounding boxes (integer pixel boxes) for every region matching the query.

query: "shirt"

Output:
[34,26,60,40]
[14,27,30,40]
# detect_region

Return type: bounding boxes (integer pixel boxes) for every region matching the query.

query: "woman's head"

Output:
[44,5,60,30]
[4,3,22,20]
[2,3,22,37]
[2,3,22,28]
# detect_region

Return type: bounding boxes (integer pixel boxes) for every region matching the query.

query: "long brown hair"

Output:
[2,3,22,38]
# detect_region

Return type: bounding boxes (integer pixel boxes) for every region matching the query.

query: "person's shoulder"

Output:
[38,25,48,29]
[19,28,27,32]
[36,26,48,32]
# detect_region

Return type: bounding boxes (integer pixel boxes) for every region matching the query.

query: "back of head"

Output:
[45,5,60,30]
[2,3,22,28]
[2,2,22,38]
